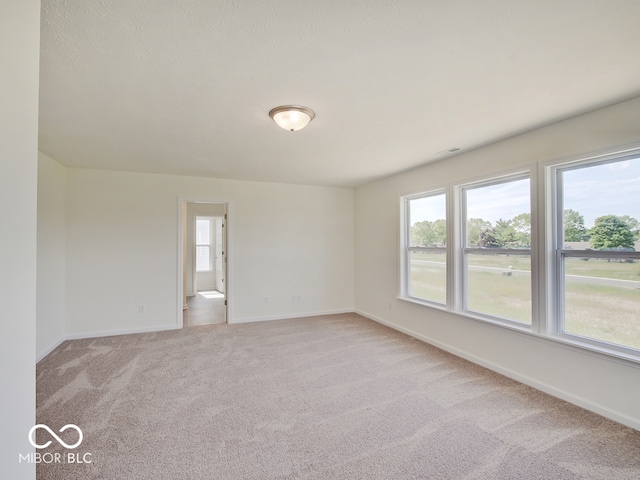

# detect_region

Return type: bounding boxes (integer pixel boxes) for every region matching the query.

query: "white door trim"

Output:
[177,197,231,327]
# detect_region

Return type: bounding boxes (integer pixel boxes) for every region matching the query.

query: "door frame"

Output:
[177,197,230,327]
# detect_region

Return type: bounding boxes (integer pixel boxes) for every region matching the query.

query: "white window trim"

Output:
[547,148,640,359]
[457,172,534,328]
[398,143,640,366]
[400,189,448,307]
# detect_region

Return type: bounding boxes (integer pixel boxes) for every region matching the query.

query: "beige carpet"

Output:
[36,313,640,479]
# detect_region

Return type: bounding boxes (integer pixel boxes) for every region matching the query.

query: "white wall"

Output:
[37,153,67,360]
[0,1,39,478]
[64,169,354,336]
[355,96,640,430]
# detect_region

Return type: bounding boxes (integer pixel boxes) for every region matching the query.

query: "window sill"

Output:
[398,295,448,311]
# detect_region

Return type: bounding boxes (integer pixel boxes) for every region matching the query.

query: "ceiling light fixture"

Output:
[269,105,315,132]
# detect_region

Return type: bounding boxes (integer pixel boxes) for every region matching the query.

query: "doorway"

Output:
[178,200,228,327]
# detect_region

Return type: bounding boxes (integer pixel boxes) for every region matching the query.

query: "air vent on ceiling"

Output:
[436,147,461,155]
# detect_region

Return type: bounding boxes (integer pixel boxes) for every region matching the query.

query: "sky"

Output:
[409,156,640,229]
[409,178,530,225]
[563,157,640,228]
[465,178,529,224]
[409,194,446,224]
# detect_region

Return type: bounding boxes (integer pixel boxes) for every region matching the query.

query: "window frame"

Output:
[549,151,640,356]
[401,189,448,308]
[458,172,534,328]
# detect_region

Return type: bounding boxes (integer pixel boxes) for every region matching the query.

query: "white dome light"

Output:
[269,105,315,132]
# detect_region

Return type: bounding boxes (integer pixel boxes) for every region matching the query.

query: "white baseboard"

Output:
[37,324,180,363]
[36,337,67,363]
[37,311,352,361]
[65,324,180,341]
[230,308,353,324]
[355,308,640,432]
[38,312,350,361]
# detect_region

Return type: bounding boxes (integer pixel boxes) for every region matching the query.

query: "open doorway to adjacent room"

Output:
[179,200,228,327]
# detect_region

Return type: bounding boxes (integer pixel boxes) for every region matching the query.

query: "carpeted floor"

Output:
[36,313,640,479]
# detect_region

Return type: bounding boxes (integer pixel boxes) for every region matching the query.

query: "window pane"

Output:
[465,178,530,248]
[409,250,446,304]
[466,254,531,324]
[560,156,640,350]
[406,193,447,304]
[196,246,210,272]
[563,257,640,350]
[409,194,446,247]
[463,176,531,324]
[196,219,211,245]
[562,157,640,249]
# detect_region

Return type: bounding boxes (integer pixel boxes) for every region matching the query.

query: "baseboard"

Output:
[37,324,182,363]
[355,308,640,432]
[230,308,354,324]
[65,324,180,341]
[36,337,67,363]
[37,311,351,361]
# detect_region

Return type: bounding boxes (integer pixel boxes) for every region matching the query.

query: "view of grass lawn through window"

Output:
[410,252,640,348]
[564,257,640,349]
[466,254,531,323]
[409,251,446,304]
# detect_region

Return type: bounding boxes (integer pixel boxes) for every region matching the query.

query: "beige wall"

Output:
[62,168,354,336]
[0,1,40,477]
[36,153,67,360]
[354,96,640,430]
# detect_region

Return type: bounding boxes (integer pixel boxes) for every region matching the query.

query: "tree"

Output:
[476,227,500,248]
[589,215,635,251]
[563,209,588,242]
[467,218,492,247]
[410,219,446,247]
[410,221,429,246]
[494,218,518,247]
[510,213,531,247]
[470,215,529,248]
[618,215,640,241]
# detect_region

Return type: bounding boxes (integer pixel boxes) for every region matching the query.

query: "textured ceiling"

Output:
[39,0,640,187]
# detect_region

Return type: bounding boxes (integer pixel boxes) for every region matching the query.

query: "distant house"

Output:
[563,241,640,251]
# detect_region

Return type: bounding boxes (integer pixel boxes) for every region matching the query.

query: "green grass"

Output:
[466,270,531,323]
[411,252,640,280]
[565,257,640,281]
[409,252,640,350]
[410,262,446,304]
[564,283,640,349]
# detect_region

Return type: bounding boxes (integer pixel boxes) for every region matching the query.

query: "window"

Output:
[400,145,640,361]
[404,192,447,305]
[553,154,640,352]
[461,175,531,325]
[195,217,212,272]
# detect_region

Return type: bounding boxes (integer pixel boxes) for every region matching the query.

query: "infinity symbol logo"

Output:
[28,424,83,449]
